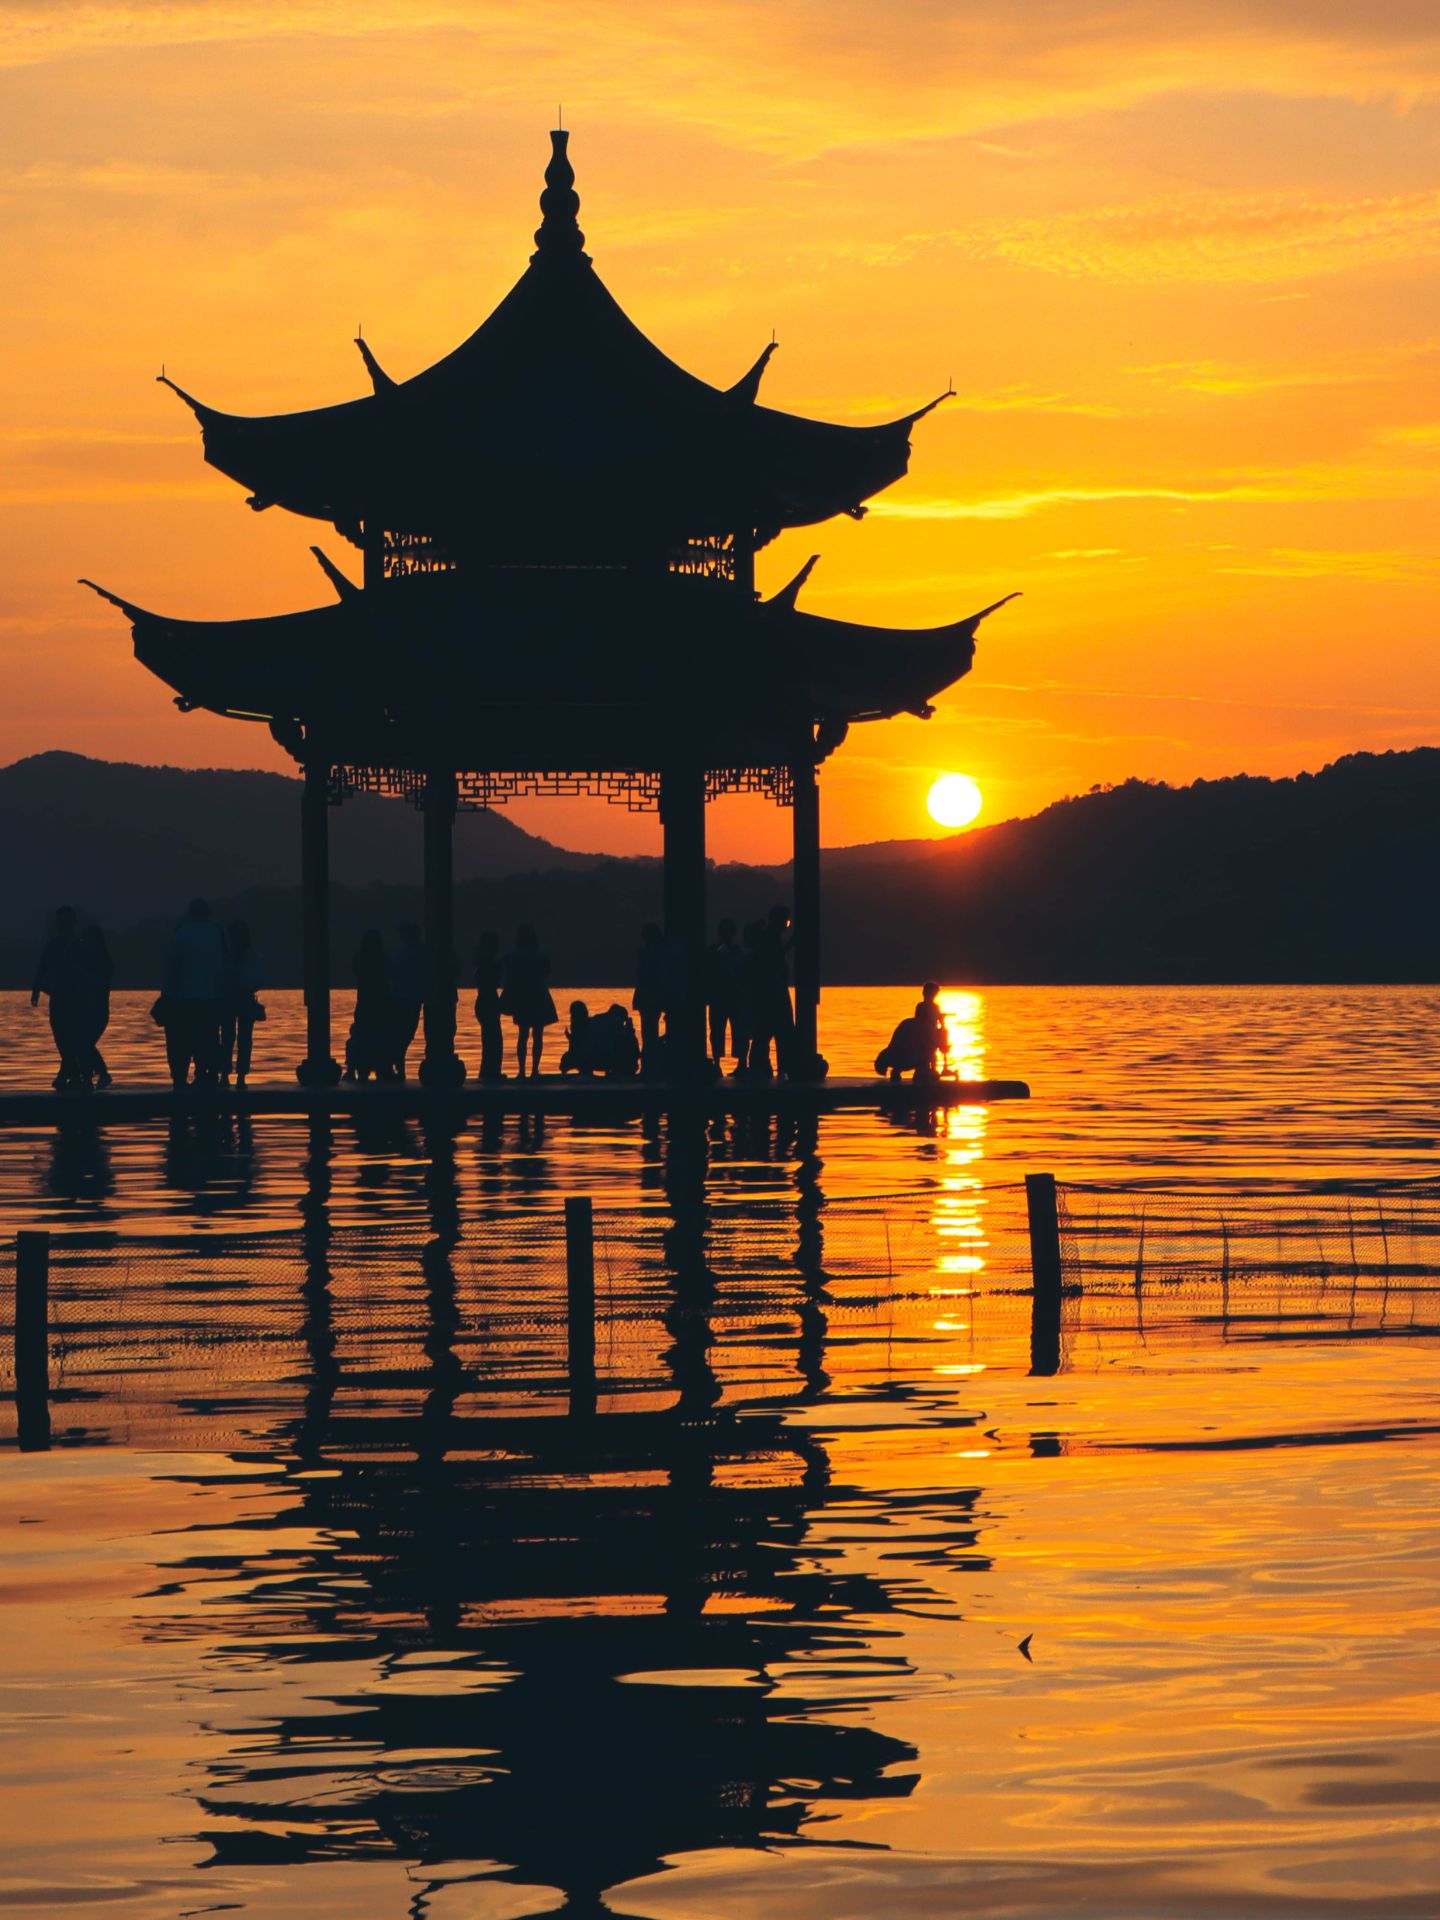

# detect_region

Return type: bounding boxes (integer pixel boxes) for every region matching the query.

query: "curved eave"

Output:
[775,591,1019,720]
[84,579,345,718]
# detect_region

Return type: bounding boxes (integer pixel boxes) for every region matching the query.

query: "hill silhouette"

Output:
[1,747,1435,985]
[0,750,602,943]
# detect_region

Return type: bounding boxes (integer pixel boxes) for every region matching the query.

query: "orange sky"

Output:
[3,2,1437,859]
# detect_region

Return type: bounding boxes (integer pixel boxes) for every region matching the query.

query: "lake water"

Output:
[1,985,1438,1918]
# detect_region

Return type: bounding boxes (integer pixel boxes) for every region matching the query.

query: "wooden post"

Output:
[1026,1173,1063,1298]
[565,1196,596,1416]
[297,756,340,1085]
[790,758,822,1078]
[14,1230,51,1451]
[420,769,465,1086]
[660,762,710,1079]
[1026,1173,1063,1376]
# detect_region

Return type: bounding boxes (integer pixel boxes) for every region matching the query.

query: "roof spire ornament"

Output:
[532,127,588,262]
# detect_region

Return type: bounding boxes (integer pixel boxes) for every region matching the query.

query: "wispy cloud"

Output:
[958,188,1440,286]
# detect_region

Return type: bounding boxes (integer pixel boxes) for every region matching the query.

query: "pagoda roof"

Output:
[159,132,948,549]
[82,566,1015,772]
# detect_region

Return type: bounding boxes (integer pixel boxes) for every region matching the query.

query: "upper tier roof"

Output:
[160,131,947,551]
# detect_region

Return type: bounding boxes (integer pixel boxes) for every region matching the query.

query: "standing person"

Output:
[501,923,558,1079]
[389,923,425,1080]
[738,920,770,1078]
[73,923,114,1089]
[633,921,666,1076]
[759,904,796,1079]
[31,905,85,1090]
[705,917,745,1073]
[344,929,391,1082]
[164,898,228,1089]
[472,930,504,1081]
[219,919,264,1087]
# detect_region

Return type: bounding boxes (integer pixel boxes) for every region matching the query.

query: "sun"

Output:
[927,773,983,830]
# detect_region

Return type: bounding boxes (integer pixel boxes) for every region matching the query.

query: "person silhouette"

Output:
[737,920,766,1079]
[472,930,504,1082]
[501,924,557,1079]
[220,919,264,1087]
[558,999,594,1077]
[915,981,948,1075]
[706,916,745,1072]
[73,923,114,1090]
[31,905,85,1091]
[389,923,425,1080]
[163,898,228,1089]
[745,906,794,1080]
[634,921,666,1076]
[344,929,391,1083]
[875,984,949,1082]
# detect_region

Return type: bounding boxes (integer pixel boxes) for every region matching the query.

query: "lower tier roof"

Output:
[84,567,1016,773]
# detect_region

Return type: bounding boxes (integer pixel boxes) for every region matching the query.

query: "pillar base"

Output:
[419,1052,468,1089]
[786,1050,829,1085]
[296,1054,342,1088]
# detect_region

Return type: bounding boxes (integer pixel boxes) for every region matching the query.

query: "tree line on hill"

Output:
[1,746,1435,986]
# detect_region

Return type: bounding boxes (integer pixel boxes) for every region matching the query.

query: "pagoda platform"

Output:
[0,1075,1028,1126]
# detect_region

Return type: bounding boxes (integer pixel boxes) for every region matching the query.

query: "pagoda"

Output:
[86,130,1015,1086]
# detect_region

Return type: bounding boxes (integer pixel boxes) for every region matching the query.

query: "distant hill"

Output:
[2,746,1436,985]
[0,750,600,942]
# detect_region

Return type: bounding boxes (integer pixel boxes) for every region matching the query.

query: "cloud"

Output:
[873,442,1440,519]
[957,187,1440,285]
[0,1,1436,156]
[1219,546,1439,583]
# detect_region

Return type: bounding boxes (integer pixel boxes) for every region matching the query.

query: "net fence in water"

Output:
[1062,1183,1440,1291]
[3,1182,1438,1443]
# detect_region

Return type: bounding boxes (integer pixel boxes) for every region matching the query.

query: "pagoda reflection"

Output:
[174,1110,931,1914]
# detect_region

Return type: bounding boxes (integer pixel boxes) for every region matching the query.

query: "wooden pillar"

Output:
[790,757,823,1078]
[420,769,465,1087]
[361,517,385,592]
[660,762,710,1079]
[733,527,756,601]
[297,756,340,1085]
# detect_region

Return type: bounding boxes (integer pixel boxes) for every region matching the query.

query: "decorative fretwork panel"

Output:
[455,769,663,813]
[707,766,794,807]
[382,530,457,577]
[329,765,796,811]
[668,533,736,583]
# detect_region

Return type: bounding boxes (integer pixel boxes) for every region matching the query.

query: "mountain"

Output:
[2,746,1436,985]
[0,750,601,942]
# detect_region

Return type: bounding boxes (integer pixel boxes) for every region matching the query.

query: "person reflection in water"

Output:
[344,929,391,1083]
[501,923,557,1079]
[31,905,85,1090]
[163,898,227,1090]
[472,929,504,1082]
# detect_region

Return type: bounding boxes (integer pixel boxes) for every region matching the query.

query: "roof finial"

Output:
[532,126,587,262]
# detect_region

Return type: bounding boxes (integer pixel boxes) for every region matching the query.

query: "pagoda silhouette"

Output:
[86,130,1015,1087]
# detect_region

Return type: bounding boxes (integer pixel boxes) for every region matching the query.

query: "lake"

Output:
[1,985,1437,1918]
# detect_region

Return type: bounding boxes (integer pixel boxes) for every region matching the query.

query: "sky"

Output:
[2,0,1437,859]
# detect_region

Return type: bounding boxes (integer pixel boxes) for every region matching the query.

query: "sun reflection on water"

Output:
[933,990,992,1294]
